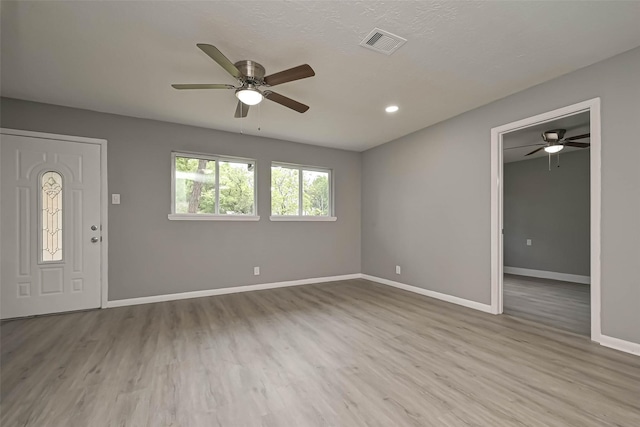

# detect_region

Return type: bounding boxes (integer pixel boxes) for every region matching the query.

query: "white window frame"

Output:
[270,162,336,221]
[169,151,259,221]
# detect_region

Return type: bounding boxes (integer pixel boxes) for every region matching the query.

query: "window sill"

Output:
[168,214,260,221]
[269,216,337,222]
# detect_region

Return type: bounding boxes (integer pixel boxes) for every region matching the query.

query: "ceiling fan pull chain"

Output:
[557,153,560,168]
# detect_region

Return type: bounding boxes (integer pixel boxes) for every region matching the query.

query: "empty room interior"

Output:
[502,112,591,336]
[1,2,639,426]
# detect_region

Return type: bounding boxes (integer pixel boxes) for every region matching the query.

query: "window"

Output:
[170,152,258,220]
[271,163,335,221]
[41,171,63,262]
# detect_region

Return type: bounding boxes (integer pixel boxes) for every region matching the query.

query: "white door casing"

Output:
[490,98,602,342]
[1,131,106,318]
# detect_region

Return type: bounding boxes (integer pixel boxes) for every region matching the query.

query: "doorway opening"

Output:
[502,112,590,335]
[490,98,601,342]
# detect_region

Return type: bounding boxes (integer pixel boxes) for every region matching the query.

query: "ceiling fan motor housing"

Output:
[542,129,566,142]
[235,60,265,84]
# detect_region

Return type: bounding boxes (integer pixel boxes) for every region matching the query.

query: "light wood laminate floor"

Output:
[504,274,590,336]
[2,279,639,427]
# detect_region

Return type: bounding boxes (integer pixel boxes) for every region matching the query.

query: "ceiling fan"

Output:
[506,129,590,157]
[171,44,315,118]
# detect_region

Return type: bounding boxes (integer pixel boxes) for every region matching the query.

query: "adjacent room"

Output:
[1,2,639,426]
[502,113,591,336]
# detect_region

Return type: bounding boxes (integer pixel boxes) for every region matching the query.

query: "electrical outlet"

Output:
[526,239,532,246]
[253,266,260,276]
[395,265,401,275]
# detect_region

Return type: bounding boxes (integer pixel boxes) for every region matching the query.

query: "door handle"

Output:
[91,237,100,243]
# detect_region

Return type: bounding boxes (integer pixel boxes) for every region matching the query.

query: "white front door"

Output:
[1,133,103,319]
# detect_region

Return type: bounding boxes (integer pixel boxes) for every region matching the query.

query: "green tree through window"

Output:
[271,166,299,215]
[303,171,329,216]
[219,161,254,214]
[174,154,255,216]
[271,164,331,217]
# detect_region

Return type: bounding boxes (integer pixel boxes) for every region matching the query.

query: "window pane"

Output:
[175,156,216,214]
[42,171,63,262]
[303,170,330,216]
[219,160,255,215]
[271,166,299,215]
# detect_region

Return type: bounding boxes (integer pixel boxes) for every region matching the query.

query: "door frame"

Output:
[0,128,109,309]
[489,98,601,342]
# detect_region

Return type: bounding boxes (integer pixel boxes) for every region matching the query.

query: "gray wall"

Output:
[362,46,640,344]
[504,150,590,276]
[0,98,361,300]
[3,47,639,346]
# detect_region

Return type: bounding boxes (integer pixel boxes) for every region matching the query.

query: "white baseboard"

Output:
[504,266,590,285]
[361,274,493,314]
[599,334,640,356]
[106,272,639,358]
[108,273,494,314]
[106,274,361,308]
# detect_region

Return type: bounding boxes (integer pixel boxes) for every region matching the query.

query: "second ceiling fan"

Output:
[508,129,590,157]
[505,128,590,170]
[172,44,315,118]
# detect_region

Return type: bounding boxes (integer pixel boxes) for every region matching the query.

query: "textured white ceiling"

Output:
[2,1,639,151]
[503,112,590,163]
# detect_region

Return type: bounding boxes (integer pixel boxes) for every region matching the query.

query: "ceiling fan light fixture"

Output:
[236,86,263,105]
[544,145,564,154]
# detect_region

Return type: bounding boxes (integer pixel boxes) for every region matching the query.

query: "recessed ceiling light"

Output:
[385,105,399,113]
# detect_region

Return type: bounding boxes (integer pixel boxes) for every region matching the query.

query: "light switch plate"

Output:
[112,194,121,204]
[527,239,532,246]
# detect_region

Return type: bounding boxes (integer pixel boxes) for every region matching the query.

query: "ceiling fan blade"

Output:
[564,133,590,141]
[171,84,235,90]
[264,64,315,86]
[504,143,544,150]
[525,146,545,156]
[264,91,309,113]
[563,142,590,148]
[234,101,249,118]
[196,44,242,80]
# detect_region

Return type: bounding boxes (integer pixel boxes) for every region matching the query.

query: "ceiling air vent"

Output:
[359,28,407,55]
